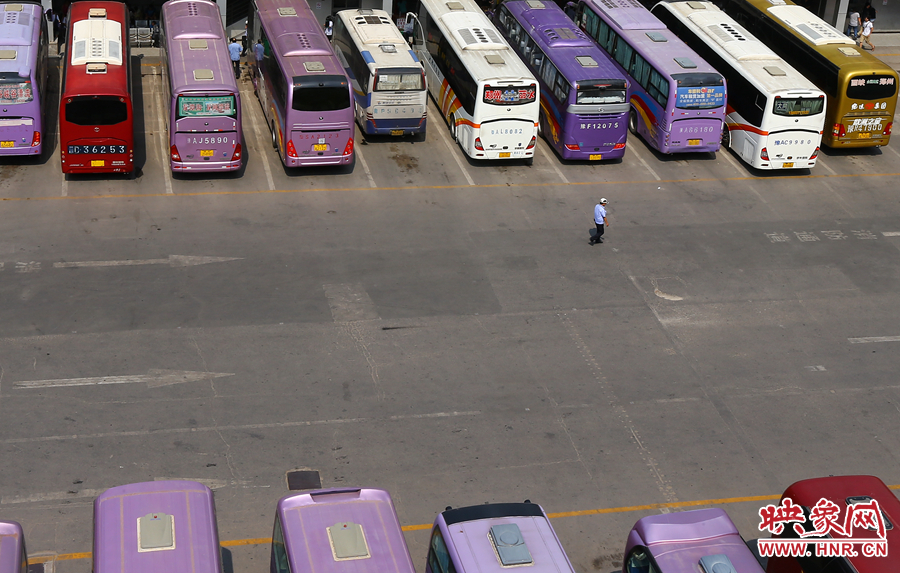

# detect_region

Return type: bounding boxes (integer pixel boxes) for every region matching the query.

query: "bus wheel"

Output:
[271,122,277,149]
[537,114,544,137]
[721,125,731,148]
[628,109,638,135]
[449,114,458,141]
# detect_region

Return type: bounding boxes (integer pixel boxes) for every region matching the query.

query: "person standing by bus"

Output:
[859,16,874,51]
[863,1,876,22]
[228,37,243,78]
[846,7,860,40]
[589,198,609,245]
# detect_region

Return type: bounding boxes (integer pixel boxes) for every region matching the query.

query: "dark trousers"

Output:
[591,223,604,243]
[232,59,241,78]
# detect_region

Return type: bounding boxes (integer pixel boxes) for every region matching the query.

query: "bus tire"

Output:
[628,108,638,136]
[449,114,457,141]
[271,122,277,149]
[537,114,544,137]
[721,125,731,148]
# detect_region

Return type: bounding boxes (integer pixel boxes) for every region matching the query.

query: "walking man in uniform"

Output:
[589,198,609,245]
[229,37,243,79]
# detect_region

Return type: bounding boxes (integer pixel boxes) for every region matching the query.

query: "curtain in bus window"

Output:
[522,36,534,63]
[554,72,569,103]
[541,59,558,90]
[437,40,476,115]
[583,7,599,40]
[577,84,626,104]
[66,96,127,125]
[647,69,668,107]
[0,76,33,104]
[530,46,544,71]
[598,21,614,53]
[629,53,650,88]
[613,37,633,71]
[497,6,508,28]
[846,75,896,100]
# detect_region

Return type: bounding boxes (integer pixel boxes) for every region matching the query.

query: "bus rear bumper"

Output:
[285,154,353,167]
[172,160,242,172]
[0,145,41,156]
[62,161,133,174]
[362,118,426,136]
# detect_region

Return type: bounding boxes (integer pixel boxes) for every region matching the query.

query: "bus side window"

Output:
[497,6,508,29]
[602,25,616,55]
[522,36,534,62]
[625,547,658,573]
[531,47,544,71]
[429,530,457,573]
[630,52,649,89]
[613,35,633,71]
[272,517,291,573]
[648,68,669,107]
[584,7,599,39]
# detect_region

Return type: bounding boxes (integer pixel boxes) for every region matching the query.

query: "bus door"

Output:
[172,93,239,165]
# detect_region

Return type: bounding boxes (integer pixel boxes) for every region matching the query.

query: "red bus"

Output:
[59,1,133,174]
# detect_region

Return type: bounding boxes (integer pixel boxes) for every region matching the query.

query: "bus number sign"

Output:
[483,85,536,105]
[67,145,127,154]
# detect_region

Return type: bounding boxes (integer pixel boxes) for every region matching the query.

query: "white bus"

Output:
[405,0,539,162]
[332,9,428,137]
[651,1,826,170]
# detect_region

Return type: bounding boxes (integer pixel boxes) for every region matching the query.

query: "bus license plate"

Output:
[782,162,794,168]
[858,133,871,139]
[390,130,403,136]
[0,141,13,148]
[313,144,327,151]
[91,160,105,167]
[499,152,510,158]
[589,154,602,160]
[200,150,214,157]
[688,139,701,146]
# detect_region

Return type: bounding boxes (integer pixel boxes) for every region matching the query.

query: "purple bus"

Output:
[0,1,49,156]
[94,481,222,573]
[623,508,764,573]
[493,1,628,161]
[160,0,242,172]
[271,488,415,573]
[426,502,577,573]
[0,521,26,573]
[575,0,726,154]
[248,0,354,168]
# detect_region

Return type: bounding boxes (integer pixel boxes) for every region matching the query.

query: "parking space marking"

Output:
[536,138,568,184]
[888,145,900,162]
[818,157,837,176]
[153,83,174,194]
[241,88,276,191]
[848,335,900,343]
[628,142,662,181]
[429,100,475,186]
[354,145,378,188]
[719,146,747,176]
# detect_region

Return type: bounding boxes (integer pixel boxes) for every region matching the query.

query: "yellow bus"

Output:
[717,0,897,148]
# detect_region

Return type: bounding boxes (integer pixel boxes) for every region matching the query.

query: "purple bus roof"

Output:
[628,509,764,573]
[277,488,415,573]
[504,1,626,83]
[162,0,239,96]
[93,480,221,573]
[0,2,43,75]
[255,0,346,80]
[0,521,24,573]
[436,503,577,573]
[580,0,721,79]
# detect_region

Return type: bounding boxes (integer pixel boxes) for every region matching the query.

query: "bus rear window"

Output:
[773,97,825,116]
[673,72,725,110]
[176,95,237,119]
[65,96,128,126]
[483,84,536,105]
[0,75,33,104]
[292,75,351,112]
[577,82,626,104]
[374,69,423,91]
[846,75,896,100]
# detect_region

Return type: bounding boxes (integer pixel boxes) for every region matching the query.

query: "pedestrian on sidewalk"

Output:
[847,7,860,40]
[859,16,874,51]
[229,37,243,79]
[589,198,609,245]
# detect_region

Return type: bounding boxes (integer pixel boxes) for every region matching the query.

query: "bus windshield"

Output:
[773,97,825,117]
[673,72,725,110]
[0,74,33,104]
[65,96,128,126]
[292,75,351,111]
[576,82,626,104]
[374,69,423,91]
[176,95,237,119]
[846,75,897,100]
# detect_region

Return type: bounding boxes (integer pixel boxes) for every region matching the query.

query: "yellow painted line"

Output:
[4,172,900,203]
[26,485,900,563]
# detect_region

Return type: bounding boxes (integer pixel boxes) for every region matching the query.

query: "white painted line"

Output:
[818,157,837,175]
[882,231,900,236]
[354,144,377,188]
[14,370,234,389]
[61,176,67,197]
[241,87,275,191]
[430,100,475,186]
[153,81,174,194]
[629,142,661,181]
[53,255,241,269]
[0,410,482,444]
[719,147,746,176]
[887,144,900,161]
[848,335,900,344]
[536,139,568,184]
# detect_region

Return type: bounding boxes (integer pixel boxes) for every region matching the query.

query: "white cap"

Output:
[599,198,608,205]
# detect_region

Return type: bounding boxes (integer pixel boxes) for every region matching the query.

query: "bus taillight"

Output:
[884,122,893,136]
[474,137,484,151]
[810,147,819,160]
[613,143,625,150]
[286,139,298,158]
[231,143,242,161]
[170,145,181,162]
[564,143,579,151]
[760,147,769,161]
[833,123,845,137]
[526,137,535,149]
[343,137,354,156]
[30,132,40,147]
